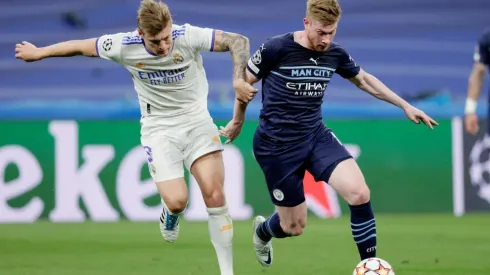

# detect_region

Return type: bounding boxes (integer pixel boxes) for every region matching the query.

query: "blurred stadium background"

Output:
[1,0,490,274]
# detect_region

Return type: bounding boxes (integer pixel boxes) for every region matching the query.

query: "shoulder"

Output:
[173,23,214,51]
[478,28,490,45]
[172,23,188,40]
[254,33,292,60]
[262,33,292,50]
[97,30,138,60]
[327,41,349,55]
[119,30,143,45]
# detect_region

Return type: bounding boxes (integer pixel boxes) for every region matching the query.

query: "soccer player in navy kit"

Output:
[219,0,438,267]
[464,28,490,135]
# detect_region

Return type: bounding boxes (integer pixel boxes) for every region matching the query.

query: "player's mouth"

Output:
[158,49,169,56]
[317,44,329,52]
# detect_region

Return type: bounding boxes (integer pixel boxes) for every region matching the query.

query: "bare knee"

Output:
[165,196,188,214]
[345,184,370,205]
[156,178,189,214]
[280,218,307,236]
[202,187,226,208]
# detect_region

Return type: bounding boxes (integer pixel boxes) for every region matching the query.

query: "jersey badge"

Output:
[173,51,184,64]
[102,38,112,52]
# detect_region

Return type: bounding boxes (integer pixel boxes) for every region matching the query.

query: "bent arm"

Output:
[212,30,250,83]
[39,38,98,59]
[348,69,410,109]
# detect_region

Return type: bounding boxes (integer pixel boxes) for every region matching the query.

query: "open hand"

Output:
[403,105,439,130]
[218,120,244,144]
[465,113,479,135]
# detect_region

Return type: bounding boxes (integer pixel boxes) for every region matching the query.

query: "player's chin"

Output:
[316,45,329,52]
[157,49,169,56]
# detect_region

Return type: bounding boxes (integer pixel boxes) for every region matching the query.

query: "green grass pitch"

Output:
[1,213,489,275]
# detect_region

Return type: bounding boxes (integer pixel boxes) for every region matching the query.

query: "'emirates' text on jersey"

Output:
[247,33,360,142]
[96,23,215,127]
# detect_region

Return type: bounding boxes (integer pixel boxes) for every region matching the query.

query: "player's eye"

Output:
[150,40,160,44]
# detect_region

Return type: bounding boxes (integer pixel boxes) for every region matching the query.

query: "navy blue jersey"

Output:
[475,28,490,67]
[247,33,360,142]
[474,28,490,102]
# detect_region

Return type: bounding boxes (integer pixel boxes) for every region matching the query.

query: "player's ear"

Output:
[137,28,144,37]
[303,18,309,29]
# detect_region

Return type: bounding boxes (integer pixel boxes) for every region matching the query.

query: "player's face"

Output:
[139,24,173,56]
[304,18,338,52]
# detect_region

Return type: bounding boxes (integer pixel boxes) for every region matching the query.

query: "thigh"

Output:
[253,131,308,207]
[327,158,369,204]
[307,128,353,183]
[189,150,225,207]
[141,134,184,183]
[183,120,224,171]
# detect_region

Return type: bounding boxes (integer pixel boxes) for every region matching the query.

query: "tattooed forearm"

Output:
[213,31,250,81]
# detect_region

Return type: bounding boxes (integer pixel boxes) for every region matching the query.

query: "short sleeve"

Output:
[247,39,280,80]
[335,47,361,79]
[183,24,215,52]
[96,33,125,63]
[474,31,490,65]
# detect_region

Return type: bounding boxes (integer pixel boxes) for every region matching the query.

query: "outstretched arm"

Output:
[349,69,438,129]
[348,69,409,109]
[15,39,98,62]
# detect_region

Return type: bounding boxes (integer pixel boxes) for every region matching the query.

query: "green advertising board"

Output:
[0,119,452,223]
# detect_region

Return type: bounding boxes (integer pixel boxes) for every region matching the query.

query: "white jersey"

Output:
[96,23,215,127]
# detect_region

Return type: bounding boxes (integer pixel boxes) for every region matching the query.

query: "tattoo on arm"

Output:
[213,31,250,81]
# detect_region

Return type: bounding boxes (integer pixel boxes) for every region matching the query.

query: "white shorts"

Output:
[140,118,223,182]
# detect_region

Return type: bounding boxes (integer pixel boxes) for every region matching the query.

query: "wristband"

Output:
[465,98,477,114]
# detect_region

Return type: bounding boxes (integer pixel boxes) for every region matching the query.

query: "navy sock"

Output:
[349,201,377,260]
[255,212,289,242]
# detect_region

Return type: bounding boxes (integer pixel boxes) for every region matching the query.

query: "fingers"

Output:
[15,43,25,59]
[410,115,420,124]
[422,117,433,130]
[219,126,237,144]
[466,122,479,135]
[237,92,257,103]
[219,126,229,137]
[410,109,439,130]
[429,117,439,126]
[418,114,439,130]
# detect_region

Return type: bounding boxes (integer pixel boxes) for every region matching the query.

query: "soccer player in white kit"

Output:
[15,0,257,274]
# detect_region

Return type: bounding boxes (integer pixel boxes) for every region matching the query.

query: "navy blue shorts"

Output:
[253,126,352,207]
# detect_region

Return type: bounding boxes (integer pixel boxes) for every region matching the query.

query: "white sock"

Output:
[207,205,234,275]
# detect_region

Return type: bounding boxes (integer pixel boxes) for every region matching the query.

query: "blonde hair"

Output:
[137,0,172,36]
[306,0,342,25]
